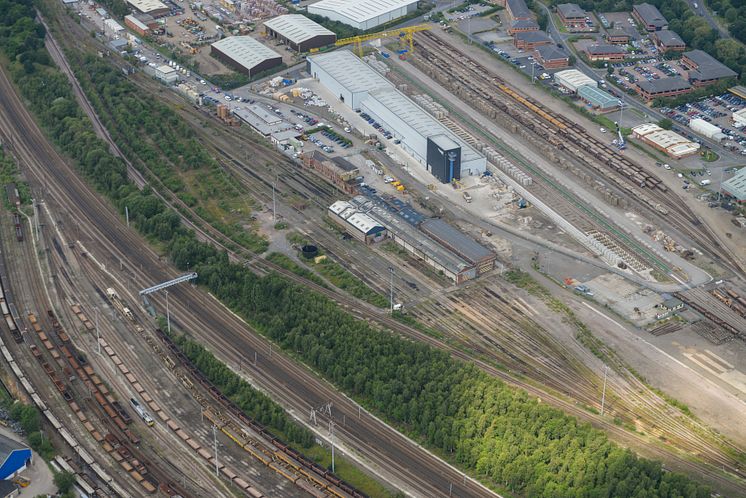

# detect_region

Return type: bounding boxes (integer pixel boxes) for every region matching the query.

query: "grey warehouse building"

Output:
[211,36,283,77]
[263,14,336,52]
[307,51,486,181]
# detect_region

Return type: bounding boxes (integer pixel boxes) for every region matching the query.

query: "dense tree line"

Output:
[705,0,746,44]
[549,0,746,81]
[173,333,315,447]
[68,54,268,253]
[0,3,715,495]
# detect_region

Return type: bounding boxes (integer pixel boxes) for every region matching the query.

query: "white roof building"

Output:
[733,108,746,128]
[632,123,700,158]
[126,0,169,16]
[554,69,597,93]
[307,0,419,30]
[154,65,179,84]
[263,15,336,52]
[103,18,125,35]
[211,36,283,77]
[689,118,726,141]
[308,51,486,177]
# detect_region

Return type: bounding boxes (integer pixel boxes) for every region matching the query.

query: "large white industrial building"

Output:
[307,0,418,30]
[554,69,597,93]
[308,50,486,179]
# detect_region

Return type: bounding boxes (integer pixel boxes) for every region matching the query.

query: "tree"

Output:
[54,471,76,493]
[658,118,673,130]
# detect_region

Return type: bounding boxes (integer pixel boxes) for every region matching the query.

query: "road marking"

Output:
[581,302,626,331]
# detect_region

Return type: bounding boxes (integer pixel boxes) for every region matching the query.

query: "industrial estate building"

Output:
[211,36,283,77]
[554,69,597,93]
[722,167,746,202]
[328,200,387,244]
[103,18,125,37]
[308,51,486,182]
[124,14,154,36]
[682,50,737,87]
[126,0,169,17]
[689,118,726,141]
[577,85,618,111]
[631,123,700,158]
[632,3,667,31]
[732,107,746,128]
[154,64,179,84]
[328,195,496,283]
[307,0,418,30]
[553,70,616,110]
[263,14,336,52]
[652,30,686,53]
[0,434,32,481]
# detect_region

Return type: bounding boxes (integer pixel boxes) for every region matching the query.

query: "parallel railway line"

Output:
[4,16,743,496]
[413,31,742,277]
[0,49,497,497]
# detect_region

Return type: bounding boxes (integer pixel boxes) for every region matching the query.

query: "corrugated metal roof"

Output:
[329,200,352,215]
[347,212,384,234]
[308,50,392,95]
[722,167,746,201]
[308,0,417,23]
[127,0,167,13]
[366,88,483,164]
[554,69,596,90]
[578,85,618,109]
[212,36,282,71]
[264,15,335,45]
[420,218,494,264]
[633,124,700,157]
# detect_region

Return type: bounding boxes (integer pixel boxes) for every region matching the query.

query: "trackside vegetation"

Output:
[0,1,715,496]
[172,333,315,446]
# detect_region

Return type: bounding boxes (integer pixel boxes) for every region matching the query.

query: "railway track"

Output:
[8,16,745,495]
[413,31,743,278]
[0,48,498,498]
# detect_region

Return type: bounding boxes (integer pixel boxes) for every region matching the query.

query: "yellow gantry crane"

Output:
[335,24,431,57]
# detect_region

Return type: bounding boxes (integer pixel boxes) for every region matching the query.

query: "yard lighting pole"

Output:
[165,290,170,334]
[95,307,100,355]
[600,365,609,416]
[388,267,394,314]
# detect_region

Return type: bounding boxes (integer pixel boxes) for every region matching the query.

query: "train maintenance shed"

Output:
[211,36,283,77]
[263,15,336,52]
[307,0,418,30]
